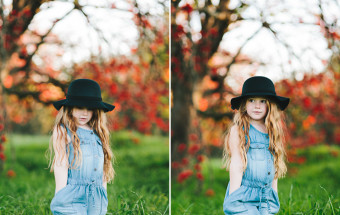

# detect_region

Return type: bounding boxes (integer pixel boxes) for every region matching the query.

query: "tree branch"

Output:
[7,6,75,84]
[223,26,262,77]
[196,109,233,121]
[32,69,69,92]
[263,22,300,64]
[76,4,113,53]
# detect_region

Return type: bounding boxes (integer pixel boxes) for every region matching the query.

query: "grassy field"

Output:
[172,145,340,215]
[0,131,169,215]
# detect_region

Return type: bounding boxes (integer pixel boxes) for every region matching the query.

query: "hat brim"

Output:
[53,99,115,112]
[231,93,289,111]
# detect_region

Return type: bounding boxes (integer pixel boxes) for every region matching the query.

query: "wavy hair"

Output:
[223,97,287,179]
[48,106,115,183]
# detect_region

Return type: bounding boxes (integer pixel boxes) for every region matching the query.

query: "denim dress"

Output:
[223,124,280,215]
[50,126,108,215]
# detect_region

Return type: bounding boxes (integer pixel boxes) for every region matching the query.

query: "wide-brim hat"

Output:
[53,79,115,112]
[231,76,289,110]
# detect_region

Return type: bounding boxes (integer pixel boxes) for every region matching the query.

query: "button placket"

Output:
[95,137,99,156]
[266,151,271,187]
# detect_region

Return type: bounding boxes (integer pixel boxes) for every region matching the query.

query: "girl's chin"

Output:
[250,116,265,121]
[77,120,88,125]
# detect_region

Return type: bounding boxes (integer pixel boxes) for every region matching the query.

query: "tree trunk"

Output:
[0,84,6,173]
[171,78,193,161]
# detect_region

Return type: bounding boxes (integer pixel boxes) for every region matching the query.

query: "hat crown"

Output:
[242,76,276,96]
[67,79,102,100]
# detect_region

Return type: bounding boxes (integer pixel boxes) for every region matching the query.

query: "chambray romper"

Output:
[223,124,280,215]
[50,126,108,215]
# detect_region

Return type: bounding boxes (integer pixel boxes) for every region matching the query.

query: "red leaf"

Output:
[181,4,193,14]
[7,170,16,178]
[205,189,215,197]
[196,172,204,180]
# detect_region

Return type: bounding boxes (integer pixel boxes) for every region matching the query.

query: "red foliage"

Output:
[302,97,312,108]
[68,56,169,134]
[172,24,185,41]
[292,156,306,164]
[177,143,186,152]
[7,170,16,178]
[3,76,13,88]
[188,144,200,155]
[181,157,189,166]
[209,28,218,37]
[189,133,198,141]
[334,132,340,144]
[196,172,204,180]
[181,4,193,14]
[0,153,6,161]
[274,72,340,163]
[0,135,5,143]
[177,169,193,183]
[205,189,215,197]
[110,84,118,94]
[197,155,204,163]
[0,1,169,137]
[194,163,201,171]
[131,137,140,145]
[172,161,181,169]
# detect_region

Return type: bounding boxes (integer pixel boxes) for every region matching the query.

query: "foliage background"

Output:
[0,0,170,214]
[171,0,340,214]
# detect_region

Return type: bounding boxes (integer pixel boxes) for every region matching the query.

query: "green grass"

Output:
[0,131,169,215]
[172,145,340,215]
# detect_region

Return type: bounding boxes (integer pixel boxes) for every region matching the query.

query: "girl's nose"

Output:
[255,101,260,108]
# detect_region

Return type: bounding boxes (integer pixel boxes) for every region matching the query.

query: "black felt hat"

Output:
[231,76,289,110]
[53,79,115,112]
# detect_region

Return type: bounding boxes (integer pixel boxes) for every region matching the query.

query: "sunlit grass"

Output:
[172,144,340,215]
[0,131,169,215]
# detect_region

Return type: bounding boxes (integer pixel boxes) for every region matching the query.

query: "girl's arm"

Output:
[228,125,244,195]
[272,178,278,192]
[53,127,69,194]
[103,181,107,190]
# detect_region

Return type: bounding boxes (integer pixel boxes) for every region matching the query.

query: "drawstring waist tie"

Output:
[67,178,103,207]
[241,179,272,211]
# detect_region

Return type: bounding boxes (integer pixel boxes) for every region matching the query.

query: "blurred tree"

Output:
[70,56,169,134]
[171,0,340,183]
[0,0,168,173]
[276,72,340,164]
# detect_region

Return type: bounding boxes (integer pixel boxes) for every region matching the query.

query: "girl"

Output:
[222,76,290,215]
[49,79,115,215]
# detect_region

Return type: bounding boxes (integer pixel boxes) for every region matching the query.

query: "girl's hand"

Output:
[228,125,244,195]
[272,178,278,192]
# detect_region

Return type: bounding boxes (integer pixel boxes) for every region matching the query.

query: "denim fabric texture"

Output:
[50,126,108,215]
[223,124,280,215]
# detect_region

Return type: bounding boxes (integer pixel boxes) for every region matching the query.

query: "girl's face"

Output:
[246,97,268,122]
[72,107,93,126]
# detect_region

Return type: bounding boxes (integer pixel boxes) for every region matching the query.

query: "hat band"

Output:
[66,95,102,102]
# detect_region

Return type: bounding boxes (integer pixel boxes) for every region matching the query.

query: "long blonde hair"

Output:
[223,97,287,179]
[48,106,115,183]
